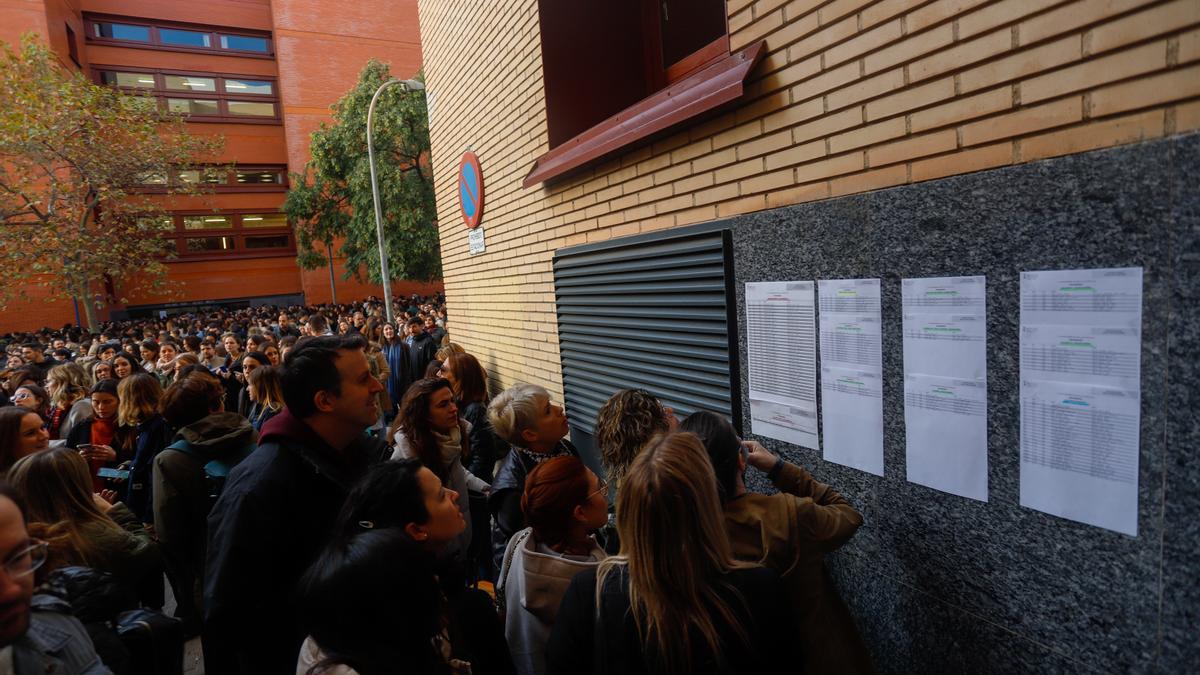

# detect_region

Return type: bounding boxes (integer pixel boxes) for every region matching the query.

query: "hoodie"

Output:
[496,528,605,675]
[152,412,256,622]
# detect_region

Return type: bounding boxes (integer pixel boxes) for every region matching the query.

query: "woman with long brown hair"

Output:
[246,364,285,432]
[0,407,49,474]
[390,378,489,564]
[546,432,794,675]
[681,410,871,674]
[8,447,161,602]
[438,352,501,483]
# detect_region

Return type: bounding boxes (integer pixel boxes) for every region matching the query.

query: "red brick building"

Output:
[0,0,440,332]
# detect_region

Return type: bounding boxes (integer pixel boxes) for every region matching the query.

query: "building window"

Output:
[160,211,294,259]
[100,71,155,88]
[93,21,150,42]
[94,66,280,123]
[186,236,235,252]
[244,234,290,249]
[240,214,288,228]
[525,1,764,186]
[158,28,211,48]
[183,215,232,230]
[219,34,269,53]
[84,14,273,57]
[65,24,80,67]
[136,165,288,191]
[234,167,286,185]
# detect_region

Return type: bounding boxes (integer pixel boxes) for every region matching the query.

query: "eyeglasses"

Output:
[3,540,48,579]
[10,393,32,401]
[587,478,609,501]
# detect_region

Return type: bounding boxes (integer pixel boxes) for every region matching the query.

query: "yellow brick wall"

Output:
[419,0,1200,400]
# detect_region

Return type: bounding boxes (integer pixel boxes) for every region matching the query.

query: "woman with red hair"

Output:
[496,455,608,675]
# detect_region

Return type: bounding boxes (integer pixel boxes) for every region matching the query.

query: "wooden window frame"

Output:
[84,13,273,58]
[527,0,764,187]
[524,40,764,187]
[92,65,281,125]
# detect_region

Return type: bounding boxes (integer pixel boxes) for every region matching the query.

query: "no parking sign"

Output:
[458,151,483,230]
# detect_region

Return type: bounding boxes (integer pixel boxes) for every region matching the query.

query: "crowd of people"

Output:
[0,294,874,675]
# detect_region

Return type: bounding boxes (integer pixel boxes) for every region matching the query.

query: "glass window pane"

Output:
[137,171,168,185]
[163,75,216,92]
[185,236,235,252]
[219,34,269,52]
[244,235,289,249]
[241,214,288,228]
[167,98,220,116]
[235,170,284,185]
[175,169,223,185]
[100,71,156,88]
[137,216,175,231]
[222,79,273,95]
[183,215,231,230]
[94,22,150,42]
[227,101,274,117]
[158,28,211,47]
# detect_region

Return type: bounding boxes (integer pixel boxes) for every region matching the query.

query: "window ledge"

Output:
[523,40,766,189]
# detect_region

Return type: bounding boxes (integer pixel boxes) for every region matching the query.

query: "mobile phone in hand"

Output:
[97,467,130,480]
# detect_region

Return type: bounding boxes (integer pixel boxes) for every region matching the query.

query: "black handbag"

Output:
[115,609,185,675]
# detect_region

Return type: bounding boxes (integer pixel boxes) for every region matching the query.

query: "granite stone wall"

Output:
[729,133,1198,673]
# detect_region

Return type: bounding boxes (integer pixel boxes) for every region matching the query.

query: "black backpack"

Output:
[167,440,252,509]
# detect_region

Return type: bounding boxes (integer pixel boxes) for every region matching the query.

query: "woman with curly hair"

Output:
[593,389,677,490]
[45,363,93,442]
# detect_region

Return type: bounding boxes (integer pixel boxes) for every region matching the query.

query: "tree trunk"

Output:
[326,242,338,304]
[82,297,99,331]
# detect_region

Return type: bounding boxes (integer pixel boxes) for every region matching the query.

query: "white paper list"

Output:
[818,279,883,475]
[1019,380,1140,536]
[904,375,988,501]
[901,275,989,501]
[745,281,819,450]
[901,313,987,381]
[821,366,884,476]
[1019,267,1142,536]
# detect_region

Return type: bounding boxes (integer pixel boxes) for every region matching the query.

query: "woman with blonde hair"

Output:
[546,432,794,675]
[246,364,285,432]
[117,372,170,523]
[593,389,677,490]
[8,447,161,602]
[45,362,93,442]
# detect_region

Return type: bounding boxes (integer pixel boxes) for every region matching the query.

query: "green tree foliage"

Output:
[0,35,223,328]
[284,60,438,286]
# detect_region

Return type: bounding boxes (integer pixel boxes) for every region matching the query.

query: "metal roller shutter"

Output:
[553,222,742,452]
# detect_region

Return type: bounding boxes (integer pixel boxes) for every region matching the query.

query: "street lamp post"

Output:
[366,77,425,326]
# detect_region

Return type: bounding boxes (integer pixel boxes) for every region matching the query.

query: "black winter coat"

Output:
[203,408,389,674]
[547,565,798,675]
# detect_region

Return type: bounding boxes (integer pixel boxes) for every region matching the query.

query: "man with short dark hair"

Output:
[18,343,56,380]
[0,483,109,673]
[204,334,388,673]
[404,317,437,376]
